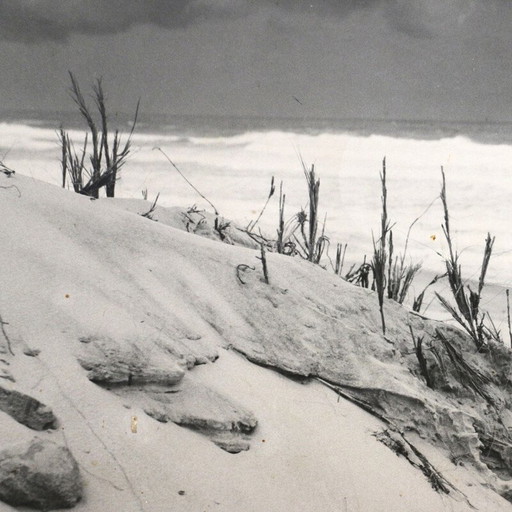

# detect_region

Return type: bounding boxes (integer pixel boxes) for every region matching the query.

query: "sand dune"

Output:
[0,173,511,511]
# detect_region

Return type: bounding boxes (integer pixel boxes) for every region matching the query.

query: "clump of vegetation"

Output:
[276,181,287,254]
[238,160,329,263]
[387,217,425,305]
[435,328,493,401]
[0,161,15,177]
[388,251,422,304]
[59,127,87,194]
[140,193,160,221]
[60,72,139,198]
[333,243,348,276]
[409,325,433,389]
[275,161,329,263]
[300,162,322,262]
[369,158,428,334]
[435,168,496,350]
[412,273,446,313]
[214,217,233,244]
[371,158,391,334]
[345,260,372,288]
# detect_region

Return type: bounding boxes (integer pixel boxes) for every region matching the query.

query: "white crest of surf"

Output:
[3,120,512,295]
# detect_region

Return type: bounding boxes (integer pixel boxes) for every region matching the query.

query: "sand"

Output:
[0,172,511,511]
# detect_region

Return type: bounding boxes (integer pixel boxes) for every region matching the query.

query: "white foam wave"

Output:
[3,120,512,291]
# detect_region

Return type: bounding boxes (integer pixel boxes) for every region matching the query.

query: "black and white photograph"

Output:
[1,1,512,510]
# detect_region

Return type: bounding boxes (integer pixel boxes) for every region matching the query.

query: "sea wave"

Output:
[2,117,512,293]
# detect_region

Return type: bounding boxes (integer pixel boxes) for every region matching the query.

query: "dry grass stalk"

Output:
[68,72,100,189]
[507,289,512,345]
[318,378,456,496]
[276,181,286,254]
[386,230,422,305]
[62,72,139,198]
[278,159,328,264]
[436,168,496,349]
[274,189,306,257]
[303,162,320,262]
[345,257,371,288]
[247,176,275,232]
[485,313,502,344]
[140,193,160,220]
[155,147,218,215]
[291,158,326,263]
[409,325,433,388]
[236,264,255,285]
[412,273,446,313]
[258,244,270,284]
[214,217,232,243]
[387,193,436,305]
[58,128,88,194]
[374,430,452,494]
[372,157,391,335]
[60,127,67,188]
[334,243,348,276]
[435,329,493,402]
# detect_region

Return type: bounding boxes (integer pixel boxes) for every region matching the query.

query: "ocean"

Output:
[2,110,512,330]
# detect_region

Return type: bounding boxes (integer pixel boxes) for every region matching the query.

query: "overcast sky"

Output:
[1,0,512,121]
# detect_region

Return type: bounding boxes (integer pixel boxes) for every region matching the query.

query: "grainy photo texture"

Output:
[1,1,512,511]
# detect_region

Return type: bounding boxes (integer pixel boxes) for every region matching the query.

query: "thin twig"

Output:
[0,185,21,197]
[438,168,495,349]
[154,147,219,215]
[401,195,438,269]
[412,273,447,313]
[247,176,275,232]
[236,264,255,285]
[277,181,286,254]
[140,193,160,220]
[409,325,433,388]
[316,377,473,504]
[372,157,390,335]
[507,289,512,346]
[257,245,270,284]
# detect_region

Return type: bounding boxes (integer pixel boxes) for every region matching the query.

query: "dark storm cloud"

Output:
[0,0,497,44]
[385,2,435,39]
[383,0,482,39]
[0,0,250,43]
[272,0,508,40]
[266,0,377,18]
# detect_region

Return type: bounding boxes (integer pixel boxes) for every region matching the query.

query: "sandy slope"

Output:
[0,173,511,511]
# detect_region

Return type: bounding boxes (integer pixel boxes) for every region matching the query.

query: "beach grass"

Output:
[435,168,497,349]
[60,72,139,198]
